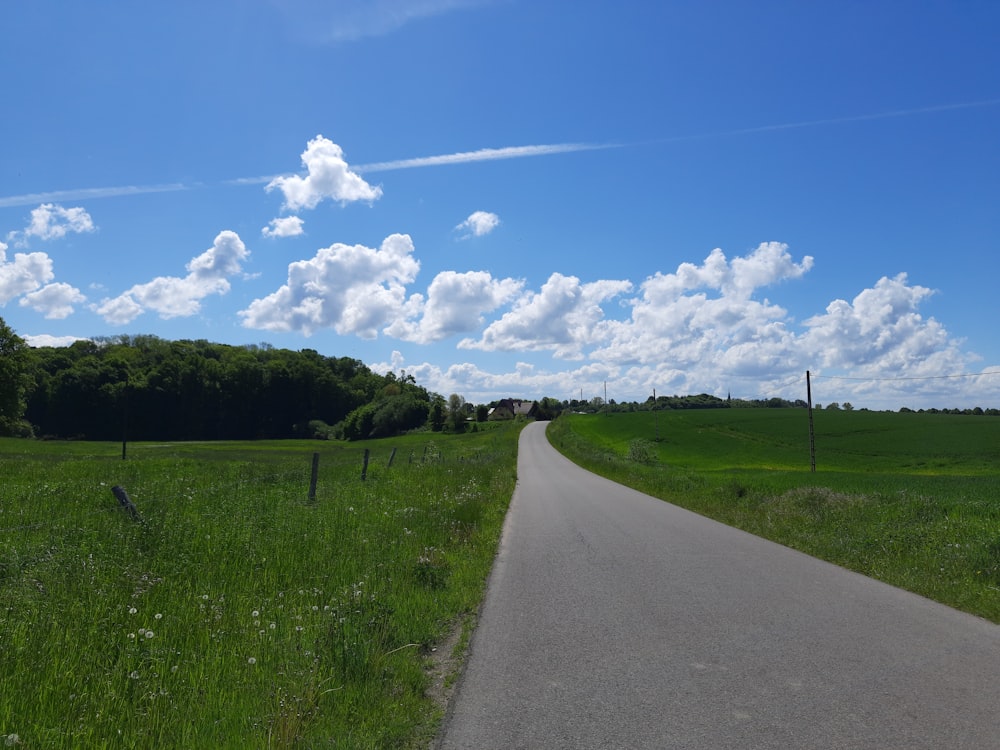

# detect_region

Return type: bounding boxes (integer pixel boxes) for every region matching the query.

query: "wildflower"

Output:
[154,613,163,620]
[247,657,257,665]
[138,628,147,637]
[144,630,154,639]
[129,671,140,680]
[127,633,136,640]
[128,607,137,615]
[5,733,20,746]
[171,665,179,674]
[269,622,276,629]
[252,610,260,618]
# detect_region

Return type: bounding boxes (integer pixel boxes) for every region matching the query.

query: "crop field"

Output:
[548,408,1000,623]
[0,425,521,748]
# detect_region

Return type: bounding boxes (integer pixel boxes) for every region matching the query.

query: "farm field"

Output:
[547,408,1000,623]
[0,425,521,748]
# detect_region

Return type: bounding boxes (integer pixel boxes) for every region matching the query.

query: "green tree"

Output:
[447,393,467,433]
[0,317,33,435]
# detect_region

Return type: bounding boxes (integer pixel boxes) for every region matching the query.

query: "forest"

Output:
[0,317,437,440]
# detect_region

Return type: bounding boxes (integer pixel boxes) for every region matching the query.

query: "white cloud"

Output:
[19,282,86,319]
[23,204,95,242]
[372,351,620,405]
[0,242,55,303]
[461,272,632,359]
[455,211,500,238]
[385,270,523,343]
[239,233,419,338]
[25,334,88,347]
[266,136,382,211]
[592,243,813,371]
[801,273,964,377]
[95,231,248,324]
[262,216,305,238]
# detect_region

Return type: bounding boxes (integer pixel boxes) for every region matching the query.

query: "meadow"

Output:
[0,425,521,748]
[547,408,1000,623]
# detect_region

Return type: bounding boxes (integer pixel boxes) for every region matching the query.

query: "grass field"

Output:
[547,408,1000,623]
[0,425,521,748]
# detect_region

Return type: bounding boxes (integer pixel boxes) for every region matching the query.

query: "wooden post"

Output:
[308,452,320,501]
[806,370,816,472]
[387,447,397,468]
[111,485,141,522]
[361,449,370,481]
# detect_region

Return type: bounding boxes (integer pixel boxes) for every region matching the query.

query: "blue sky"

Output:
[2,0,999,409]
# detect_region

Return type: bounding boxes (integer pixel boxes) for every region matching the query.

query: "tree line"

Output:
[0,318,441,440]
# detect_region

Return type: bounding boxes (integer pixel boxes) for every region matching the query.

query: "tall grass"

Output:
[0,426,520,748]
[548,410,1000,623]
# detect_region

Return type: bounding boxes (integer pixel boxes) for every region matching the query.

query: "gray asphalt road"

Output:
[436,421,1000,749]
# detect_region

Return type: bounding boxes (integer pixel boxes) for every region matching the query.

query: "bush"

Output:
[627,439,657,464]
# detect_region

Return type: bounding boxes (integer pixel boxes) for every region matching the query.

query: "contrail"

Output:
[0,183,189,209]
[355,142,616,172]
[641,98,1000,146]
[1,98,996,208]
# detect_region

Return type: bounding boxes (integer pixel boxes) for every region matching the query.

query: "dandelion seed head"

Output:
[252,610,260,618]
[144,630,154,639]
[247,657,257,665]
[154,613,162,620]
[128,607,137,615]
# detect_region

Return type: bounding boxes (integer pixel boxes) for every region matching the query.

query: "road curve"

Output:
[436,421,1000,749]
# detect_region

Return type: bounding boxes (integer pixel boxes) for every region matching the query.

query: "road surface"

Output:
[436,421,1000,749]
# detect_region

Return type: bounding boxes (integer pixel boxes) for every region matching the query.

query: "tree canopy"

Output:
[0,317,33,436]
[23,334,434,441]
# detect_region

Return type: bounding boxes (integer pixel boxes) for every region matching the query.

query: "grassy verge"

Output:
[547,410,1000,623]
[0,425,520,748]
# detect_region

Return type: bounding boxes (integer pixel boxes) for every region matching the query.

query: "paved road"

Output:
[436,421,1000,749]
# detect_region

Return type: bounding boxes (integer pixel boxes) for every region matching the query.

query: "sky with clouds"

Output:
[2,0,999,409]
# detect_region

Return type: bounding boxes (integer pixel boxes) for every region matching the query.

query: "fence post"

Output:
[308,452,320,501]
[111,485,141,523]
[387,447,397,468]
[361,449,370,480]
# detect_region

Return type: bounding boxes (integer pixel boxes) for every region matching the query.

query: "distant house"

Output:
[487,398,538,421]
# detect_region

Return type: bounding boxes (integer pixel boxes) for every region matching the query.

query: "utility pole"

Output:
[653,388,659,442]
[806,370,816,472]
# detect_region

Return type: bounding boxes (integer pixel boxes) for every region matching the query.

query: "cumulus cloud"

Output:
[461,272,632,359]
[19,282,87,319]
[262,216,305,238]
[592,243,814,370]
[24,334,88,347]
[95,231,248,324]
[801,273,964,377]
[385,270,523,343]
[7,204,96,247]
[239,233,420,338]
[266,136,382,211]
[0,241,55,304]
[25,204,96,241]
[455,211,500,238]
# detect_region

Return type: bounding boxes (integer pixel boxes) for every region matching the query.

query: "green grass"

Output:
[0,425,521,748]
[548,409,1000,623]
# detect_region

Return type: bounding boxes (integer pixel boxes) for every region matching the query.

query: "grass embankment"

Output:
[548,409,1000,623]
[0,425,521,748]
